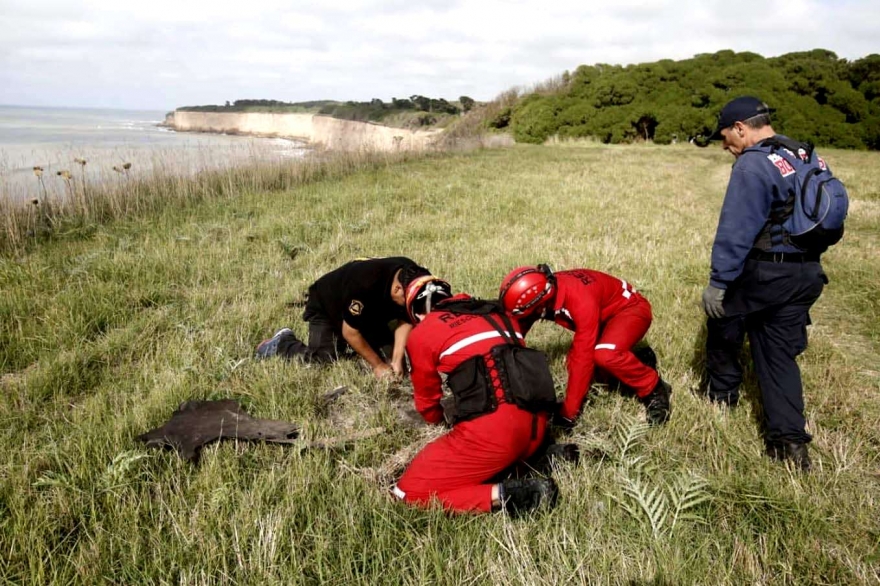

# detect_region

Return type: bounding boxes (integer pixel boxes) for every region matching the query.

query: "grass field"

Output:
[1,142,878,584]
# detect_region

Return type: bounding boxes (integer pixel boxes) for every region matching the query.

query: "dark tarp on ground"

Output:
[137,399,299,463]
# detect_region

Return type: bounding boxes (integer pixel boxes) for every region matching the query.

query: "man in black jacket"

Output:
[256,257,425,379]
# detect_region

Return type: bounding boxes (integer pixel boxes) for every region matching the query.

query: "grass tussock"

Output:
[1,143,879,584]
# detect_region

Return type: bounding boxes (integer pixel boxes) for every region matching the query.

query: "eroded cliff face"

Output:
[164,112,440,152]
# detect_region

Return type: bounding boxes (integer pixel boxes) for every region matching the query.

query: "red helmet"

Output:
[498,264,556,317]
[405,275,451,323]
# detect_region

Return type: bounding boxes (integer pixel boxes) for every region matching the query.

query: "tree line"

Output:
[177,96,477,126]
[178,99,338,113]
[501,49,880,149]
[317,96,475,125]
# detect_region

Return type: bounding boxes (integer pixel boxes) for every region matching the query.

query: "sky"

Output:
[0,0,878,111]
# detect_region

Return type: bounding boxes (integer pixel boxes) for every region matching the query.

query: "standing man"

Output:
[393,269,559,515]
[498,265,671,428]
[255,257,423,379]
[701,96,836,470]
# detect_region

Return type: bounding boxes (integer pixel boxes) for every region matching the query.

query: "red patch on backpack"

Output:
[767,153,795,177]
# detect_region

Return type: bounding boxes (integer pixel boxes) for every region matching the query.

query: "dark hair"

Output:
[397,265,431,288]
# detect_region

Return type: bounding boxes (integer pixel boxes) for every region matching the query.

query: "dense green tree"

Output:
[391,98,414,109]
[849,54,880,103]
[312,95,458,123]
[487,107,512,129]
[511,95,558,143]
[508,49,880,149]
[410,95,432,112]
[428,98,460,114]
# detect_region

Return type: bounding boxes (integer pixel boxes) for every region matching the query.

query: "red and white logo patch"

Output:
[767,153,796,177]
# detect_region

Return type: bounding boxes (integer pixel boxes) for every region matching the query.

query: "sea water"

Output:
[0,105,307,202]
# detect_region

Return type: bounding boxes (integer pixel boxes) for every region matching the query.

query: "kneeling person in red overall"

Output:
[393,269,559,515]
[499,265,671,427]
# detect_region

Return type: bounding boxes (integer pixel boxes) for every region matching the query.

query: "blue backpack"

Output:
[753,136,849,253]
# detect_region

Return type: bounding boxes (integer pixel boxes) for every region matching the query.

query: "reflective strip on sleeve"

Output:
[595,343,617,350]
[438,331,523,359]
[391,485,406,500]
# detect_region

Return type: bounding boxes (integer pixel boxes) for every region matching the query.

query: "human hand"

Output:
[701,285,726,319]
[391,358,406,376]
[372,363,395,380]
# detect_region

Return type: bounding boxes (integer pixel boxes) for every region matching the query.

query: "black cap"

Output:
[708,96,771,140]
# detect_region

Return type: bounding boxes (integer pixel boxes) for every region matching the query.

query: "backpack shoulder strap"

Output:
[436,298,524,346]
[759,136,815,163]
[481,312,524,347]
[437,298,504,316]
[497,312,524,347]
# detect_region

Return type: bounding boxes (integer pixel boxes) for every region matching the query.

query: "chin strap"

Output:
[540,263,557,284]
[407,276,451,321]
[422,281,446,315]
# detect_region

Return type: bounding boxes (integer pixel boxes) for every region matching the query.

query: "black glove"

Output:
[545,443,580,463]
[551,411,576,433]
[441,397,458,427]
[701,285,726,319]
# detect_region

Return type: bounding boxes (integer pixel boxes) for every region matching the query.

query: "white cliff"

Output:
[164,111,440,152]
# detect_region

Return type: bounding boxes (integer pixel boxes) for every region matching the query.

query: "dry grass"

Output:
[0,148,430,257]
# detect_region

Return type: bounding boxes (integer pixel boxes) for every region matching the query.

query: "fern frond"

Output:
[667,474,711,534]
[620,474,668,538]
[613,416,650,459]
[100,450,151,493]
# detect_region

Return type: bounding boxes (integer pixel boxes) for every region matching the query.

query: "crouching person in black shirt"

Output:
[256,257,427,379]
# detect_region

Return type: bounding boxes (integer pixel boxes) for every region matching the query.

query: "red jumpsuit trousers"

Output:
[548,270,659,420]
[394,296,549,513]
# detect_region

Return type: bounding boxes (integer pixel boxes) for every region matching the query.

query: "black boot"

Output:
[639,378,672,425]
[633,344,658,371]
[766,441,811,471]
[255,328,296,359]
[500,477,559,516]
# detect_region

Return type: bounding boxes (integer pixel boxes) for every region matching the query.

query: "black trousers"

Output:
[277,300,395,364]
[706,259,826,444]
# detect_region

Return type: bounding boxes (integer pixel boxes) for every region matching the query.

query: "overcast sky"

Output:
[1,0,877,111]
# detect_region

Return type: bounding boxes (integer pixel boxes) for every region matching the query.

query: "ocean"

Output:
[0,105,306,202]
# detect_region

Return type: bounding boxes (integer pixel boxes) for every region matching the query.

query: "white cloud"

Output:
[0,0,877,109]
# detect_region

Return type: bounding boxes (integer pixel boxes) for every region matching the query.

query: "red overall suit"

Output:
[546,270,658,421]
[394,295,549,513]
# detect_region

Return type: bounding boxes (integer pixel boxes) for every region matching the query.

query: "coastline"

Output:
[0,105,309,203]
[162,110,441,152]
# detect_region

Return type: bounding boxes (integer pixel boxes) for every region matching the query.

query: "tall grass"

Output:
[0,148,430,257]
[1,143,878,584]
